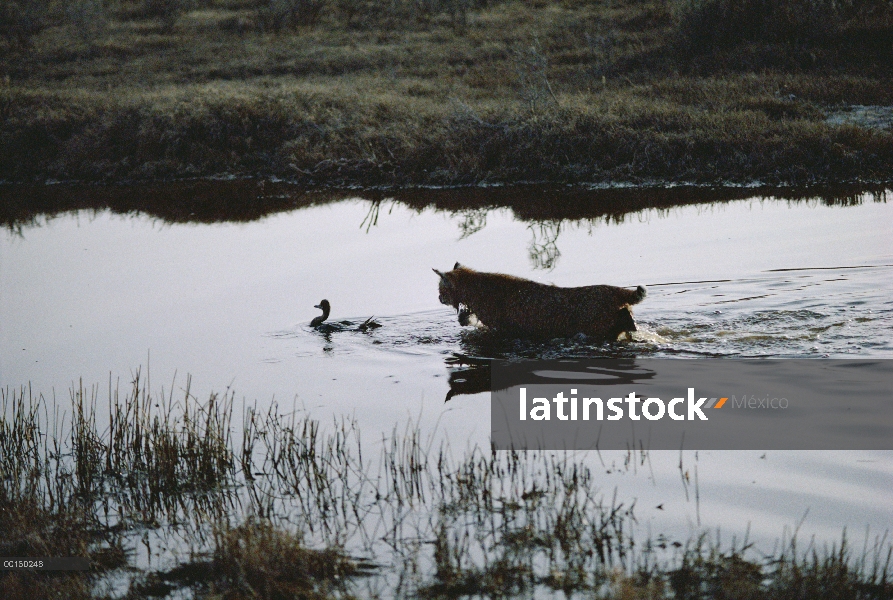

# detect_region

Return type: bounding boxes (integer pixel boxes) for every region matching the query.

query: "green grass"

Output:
[1,0,893,186]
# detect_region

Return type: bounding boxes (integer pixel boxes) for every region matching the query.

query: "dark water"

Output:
[1,186,891,573]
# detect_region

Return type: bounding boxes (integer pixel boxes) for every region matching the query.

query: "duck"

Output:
[310,299,334,327]
[310,299,382,332]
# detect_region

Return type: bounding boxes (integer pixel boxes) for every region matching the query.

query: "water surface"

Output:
[1,187,891,556]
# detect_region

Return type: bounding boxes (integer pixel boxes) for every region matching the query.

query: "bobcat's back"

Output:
[434,264,646,339]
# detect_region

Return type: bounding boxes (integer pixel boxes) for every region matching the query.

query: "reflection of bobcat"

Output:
[434,263,646,340]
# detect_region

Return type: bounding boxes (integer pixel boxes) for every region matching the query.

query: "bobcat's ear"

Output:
[433,268,453,288]
[453,262,462,270]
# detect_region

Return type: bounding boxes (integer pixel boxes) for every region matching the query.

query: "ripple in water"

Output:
[275,263,891,363]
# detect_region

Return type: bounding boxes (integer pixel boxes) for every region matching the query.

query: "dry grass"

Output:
[1,377,891,598]
[1,0,892,185]
[130,518,358,599]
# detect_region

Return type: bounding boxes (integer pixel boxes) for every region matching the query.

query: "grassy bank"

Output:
[2,0,893,186]
[2,376,892,599]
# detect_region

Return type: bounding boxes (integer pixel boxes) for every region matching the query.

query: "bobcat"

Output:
[434,263,646,340]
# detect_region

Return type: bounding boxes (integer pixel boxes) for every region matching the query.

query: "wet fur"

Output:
[435,263,646,340]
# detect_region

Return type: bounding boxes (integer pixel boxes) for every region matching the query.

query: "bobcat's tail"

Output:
[630,285,647,305]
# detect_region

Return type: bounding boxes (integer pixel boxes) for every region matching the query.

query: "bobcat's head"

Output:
[433,262,464,309]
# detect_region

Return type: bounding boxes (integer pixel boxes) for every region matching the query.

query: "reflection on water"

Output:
[1,184,892,573]
[1,178,886,228]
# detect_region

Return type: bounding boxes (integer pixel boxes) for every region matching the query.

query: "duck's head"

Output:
[314,299,331,315]
[310,299,331,327]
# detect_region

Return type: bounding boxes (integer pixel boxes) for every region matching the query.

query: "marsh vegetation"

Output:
[2,0,893,185]
[1,375,891,599]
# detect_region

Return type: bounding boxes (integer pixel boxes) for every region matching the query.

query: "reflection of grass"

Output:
[1,377,891,599]
[1,0,893,184]
[0,179,887,231]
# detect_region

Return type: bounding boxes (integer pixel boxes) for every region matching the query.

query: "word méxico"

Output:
[518,388,726,421]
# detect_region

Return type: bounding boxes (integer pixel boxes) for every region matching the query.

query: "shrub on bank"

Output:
[65,0,110,45]
[0,0,49,49]
[143,0,193,30]
[258,0,327,31]
[676,0,893,50]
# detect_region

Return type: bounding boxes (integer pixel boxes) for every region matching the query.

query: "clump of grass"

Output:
[421,446,646,596]
[1,372,237,532]
[668,539,764,599]
[131,518,358,598]
[209,518,356,598]
[766,532,893,600]
[71,371,236,516]
[667,532,893,600]
[0,390,127,600]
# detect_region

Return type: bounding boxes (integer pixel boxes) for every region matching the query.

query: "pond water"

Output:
[1,186,892,564]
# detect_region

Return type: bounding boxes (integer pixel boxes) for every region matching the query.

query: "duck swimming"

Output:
[310,299,335,327]
[310,299,382,332]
